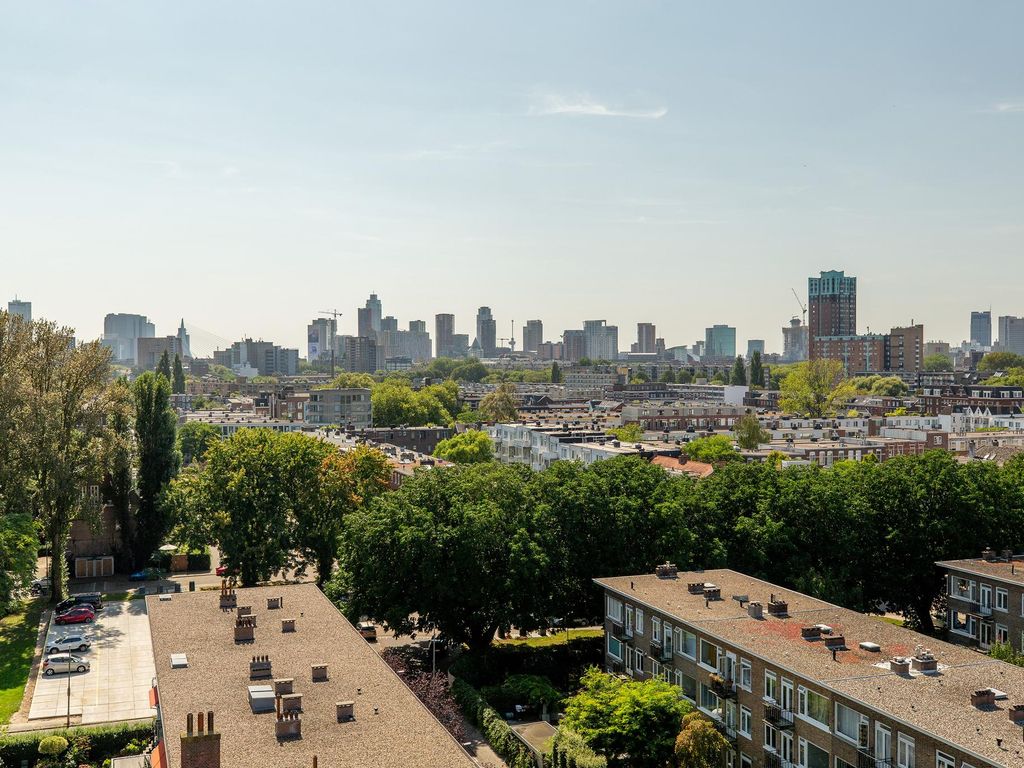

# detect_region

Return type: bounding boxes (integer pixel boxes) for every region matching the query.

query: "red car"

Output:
[215,565,238,577]
[55,606,95,625]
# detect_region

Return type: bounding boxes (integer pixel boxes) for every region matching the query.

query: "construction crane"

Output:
[497,320,516,354]
[791,288,807,325]
[318,309,342,376]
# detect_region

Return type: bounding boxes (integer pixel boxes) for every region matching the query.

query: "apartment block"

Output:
[808,270,857,345]
[938,549,1024,654]
[599,567,1024,768]
[304,388,372,429]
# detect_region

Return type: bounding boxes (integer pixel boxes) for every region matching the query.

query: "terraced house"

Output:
[938,549,1024,654]
[597,568,1024,768]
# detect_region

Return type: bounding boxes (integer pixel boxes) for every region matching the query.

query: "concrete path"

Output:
[29,600,156,724]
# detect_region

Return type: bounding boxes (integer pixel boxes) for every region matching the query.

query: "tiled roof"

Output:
[937,557,1024,587]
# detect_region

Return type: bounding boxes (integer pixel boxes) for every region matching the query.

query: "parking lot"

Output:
[28,599,157,724]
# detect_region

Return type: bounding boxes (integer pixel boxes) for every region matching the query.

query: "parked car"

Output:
[42,654,90,675]
[357,621,378,641]
[129,567,162,581]
[55,606,95,625]
[54,593,103,614]
[47,635,90,654]
[30,577,52,595]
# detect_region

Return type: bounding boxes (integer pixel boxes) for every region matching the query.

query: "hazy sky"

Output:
[2,2,1022,356]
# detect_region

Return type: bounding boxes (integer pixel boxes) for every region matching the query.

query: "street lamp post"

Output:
[66,657,72,729]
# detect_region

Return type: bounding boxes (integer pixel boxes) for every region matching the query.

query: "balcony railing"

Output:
[764,751,794,768]
[763,703,795,728]
[857,749,893,768]
[714,721,738,744]
[710,677,737,699]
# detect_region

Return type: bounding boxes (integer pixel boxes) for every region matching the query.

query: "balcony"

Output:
[710,676,737,699]
[763,703,794,729]
[714,721,738,744]
[857,749,893,768]
[764,751,794,768]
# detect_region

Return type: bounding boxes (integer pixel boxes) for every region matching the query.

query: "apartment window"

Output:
[700,684,721,716]
[676,628,697,658]
[663,622,673,650]
[764,722,778,751]
[652,617,662,644]
[634,649,646,675]
[651,660,662,679]
[739,658,752,690]
[607,636,623,661]
[997,624,1009,644]
[836,759,856,768]
[996,587,1008,611]
[636,608,644,634]
[625,605,634,635]
[739,705,752,737]
[798,686,830,727]
[700,639,719,669]
[798,738,829,768]
[607,596,623,623]
[677,670,697,701]
[740,755,752,768]
[935,753,954,768]
[764,670,779,702]
[896,734,915,768]
[834,702,862,743]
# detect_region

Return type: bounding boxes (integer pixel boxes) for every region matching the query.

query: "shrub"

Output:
[37,737,68,756]
[0,721,153,767]
[451,678,536,768]
[550,727,607,768]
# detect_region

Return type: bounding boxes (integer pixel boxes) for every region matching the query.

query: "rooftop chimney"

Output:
[181,711,220,768]
[982,547,996,562]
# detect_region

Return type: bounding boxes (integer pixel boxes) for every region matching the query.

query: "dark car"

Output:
[54,593,103,614]
[55,606,95,625]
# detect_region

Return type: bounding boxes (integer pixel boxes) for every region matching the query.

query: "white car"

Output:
[43,654,90,675]
[47,635,90,654]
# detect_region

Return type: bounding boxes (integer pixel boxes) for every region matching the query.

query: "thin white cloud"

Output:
[529,92,667,119]
[982,102,1024,114]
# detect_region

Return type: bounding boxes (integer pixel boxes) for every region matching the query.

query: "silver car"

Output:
[47,635,90,654]
[43,654,90,675]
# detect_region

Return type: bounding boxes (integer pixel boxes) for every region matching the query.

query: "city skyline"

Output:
[3,3,1023,352]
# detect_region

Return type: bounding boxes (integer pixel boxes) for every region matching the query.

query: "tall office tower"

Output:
[380,316,399,333]
[177,319,191,359]
[704,325,737,361]
[343,336,379,373]
[435,314,455,358]
[102,313,156,364]
[970,311,992,348]
[782,317,809,362]
[636,323,656,354]
[523,320,543,354]
[808,270,857,345]
[306,317,337,364]
[451,334,469,357]
[407,320,432,362]
[475,307,496,357]
[7,298,31,322]
[563,329,585,362]
[998,316,1024,356]
[746,339,765,359]
[357,293,382,337]
[583,320,618,360]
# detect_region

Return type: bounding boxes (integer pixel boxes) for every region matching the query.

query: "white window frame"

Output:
[652,616,662,645]
[606,596,623,623]
[625,604,634,635]
[934,752,954,768]
[607,635,622,661]
[636,608,644,634]
[739,658,752,691]
[996,623,1009,644]
[699,639,719,670]
[896,733,914,768]
[797,685,830,731]
[676,627,697,658]
[833,702,862,745]
[739,705,752,738]
[764,670,778,702]
[996,587,1008,612]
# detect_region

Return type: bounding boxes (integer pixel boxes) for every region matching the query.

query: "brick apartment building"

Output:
[599,567,1024,768]
[921,385,1024,416]
[938,549,1024,654]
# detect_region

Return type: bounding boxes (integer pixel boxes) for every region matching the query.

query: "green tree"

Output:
[677,368,693,384]
[674,712,730,768]
[371,379,454,427]
[684,435,740,463]
[729,356,746,386]
[450,359,488,383]
[434,430,494,463]
[550,361,562,383]
[323,371,376,389]
[561,668,691,768]
[132,372,180,569]
[923,354,953,372]
[979,351,1024,372]
[778,360,854,417]
[606,424,643,443]
[156,349,171,379]
[478,383,518,422]
[177,421,221,465]
[749,351,765,388]
[172,354,186,394]
[658,368,676,384]
[342,462,546,653]
[102,379,137,572]
[733,413,769,450]
[870,376,909,397]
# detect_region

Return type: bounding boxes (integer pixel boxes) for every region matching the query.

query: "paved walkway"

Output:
[29,600,156,724]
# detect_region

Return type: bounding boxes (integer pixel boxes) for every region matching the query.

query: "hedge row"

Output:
[0,720,154,767]
[549,726,607,768]
[451,678,536,768]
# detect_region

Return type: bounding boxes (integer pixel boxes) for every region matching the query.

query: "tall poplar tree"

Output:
[132,372,180,567]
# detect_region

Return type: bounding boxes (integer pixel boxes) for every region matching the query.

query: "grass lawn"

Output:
[0,598,44,725]
[495,628,603,647]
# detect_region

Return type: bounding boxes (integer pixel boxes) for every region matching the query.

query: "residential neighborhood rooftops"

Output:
[147,583,476,768]
[596,568,1024,768]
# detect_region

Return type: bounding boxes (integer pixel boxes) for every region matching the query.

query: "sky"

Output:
[1,1,1022,356]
